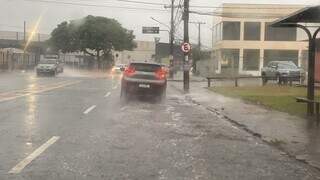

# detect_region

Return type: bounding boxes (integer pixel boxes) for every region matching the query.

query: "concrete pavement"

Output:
[170,79,320,172]
[0,70,319,179]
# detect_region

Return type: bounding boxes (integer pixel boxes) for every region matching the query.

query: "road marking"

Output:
[9,136,60,174]
[112,85,118,90]
[104,92,111,98]
[120,106,127,111]
[83,105,96,114]
[0,81,81,103]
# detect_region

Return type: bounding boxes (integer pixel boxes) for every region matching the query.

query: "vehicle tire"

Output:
[161,89,167,100]
[283,78,288,85]
[276,74,282,85]
[262,76,268,86]
[52,70,57,77]
[120,87,128,103]
[157,86,166,102]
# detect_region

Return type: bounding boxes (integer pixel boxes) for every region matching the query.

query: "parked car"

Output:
[36,58,63,76]
[261,61,304,84]
[120,62,167,100]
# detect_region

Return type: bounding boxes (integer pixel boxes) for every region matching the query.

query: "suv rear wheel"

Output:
[120,87,128,102]
[276,74,283,85]
[261,74,268,86]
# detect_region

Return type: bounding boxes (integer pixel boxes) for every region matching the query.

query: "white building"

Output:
[114,41,155,65]
[212,4,308,76]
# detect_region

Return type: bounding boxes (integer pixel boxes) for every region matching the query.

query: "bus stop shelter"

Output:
[271,6,320,115]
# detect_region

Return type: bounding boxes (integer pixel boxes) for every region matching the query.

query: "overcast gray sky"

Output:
[0,0,319,48]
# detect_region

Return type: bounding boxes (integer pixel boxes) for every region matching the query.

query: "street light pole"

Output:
[23,21,26,71]
[169,0,175,78]
[190,21,205,73]
[183,0,189,92]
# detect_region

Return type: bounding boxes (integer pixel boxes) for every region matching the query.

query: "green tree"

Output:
[191,47,211,73]
[49,15,136,69]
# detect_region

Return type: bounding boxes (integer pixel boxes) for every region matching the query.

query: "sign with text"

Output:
[181,42,191,53]
[142,27,160,34]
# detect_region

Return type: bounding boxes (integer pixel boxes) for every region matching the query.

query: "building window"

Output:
[221,49,240,74]
[264,50,299,66]
[244,22,261,41]
[213,22,223,43]
[222,21,240,40]
[265,22,297,41]
[243,49,260,71]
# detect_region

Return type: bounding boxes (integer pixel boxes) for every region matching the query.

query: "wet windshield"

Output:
[39,59,57,64]
[278,63,298,70]
[1,0,320,179]
[130,63,161,72]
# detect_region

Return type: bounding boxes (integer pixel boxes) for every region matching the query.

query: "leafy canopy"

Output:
[49,15,136,55]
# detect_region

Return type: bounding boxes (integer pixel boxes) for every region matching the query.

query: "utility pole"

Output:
[189,22,205,51]
[183,0,189,92]
[169,0,175,78]
[190,21,205,73]
[23,21,26,71]
[164,0,175,78]
[23,21,26,43]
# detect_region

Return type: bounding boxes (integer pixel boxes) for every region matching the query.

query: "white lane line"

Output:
[104,92,111,98]
[9,136,60,174]
[112,85,118,90]
[83,105,97,114]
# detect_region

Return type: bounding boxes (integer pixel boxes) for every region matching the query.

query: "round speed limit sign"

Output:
[181,42,191,53]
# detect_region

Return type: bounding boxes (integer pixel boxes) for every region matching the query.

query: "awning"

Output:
[271,6,320,27]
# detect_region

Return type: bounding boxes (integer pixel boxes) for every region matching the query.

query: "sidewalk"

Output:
[168,71,206,82]
[170,80,320,170]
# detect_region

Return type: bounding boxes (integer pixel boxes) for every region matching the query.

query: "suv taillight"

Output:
[124,66,135,77]
[155,67,167,80]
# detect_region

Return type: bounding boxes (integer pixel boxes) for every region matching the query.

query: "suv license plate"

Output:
[139,84,150,88]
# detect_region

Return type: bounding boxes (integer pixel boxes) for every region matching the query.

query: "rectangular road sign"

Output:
[142,27,160,34]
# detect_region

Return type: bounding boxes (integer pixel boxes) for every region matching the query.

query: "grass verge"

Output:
[208,85,320,117]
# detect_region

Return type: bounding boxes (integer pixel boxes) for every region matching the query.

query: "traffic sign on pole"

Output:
[181,42,191,54]
[142,27,160,34]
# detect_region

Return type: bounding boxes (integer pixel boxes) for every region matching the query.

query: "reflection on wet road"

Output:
[0,80,81,103]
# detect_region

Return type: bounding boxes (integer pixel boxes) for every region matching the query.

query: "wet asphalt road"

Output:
[0,70,320,180]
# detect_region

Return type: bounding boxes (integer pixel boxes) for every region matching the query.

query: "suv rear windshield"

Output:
[130,63,160,72]
[39,59,57,64]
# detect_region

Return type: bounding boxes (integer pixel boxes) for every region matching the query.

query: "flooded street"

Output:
[0,70,318,179]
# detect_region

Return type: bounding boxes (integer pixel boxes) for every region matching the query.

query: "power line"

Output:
[150,17,170,29]
[189,10,287,19]
[189,5,307,9]
[173,0,183,26]
[24,0,170,12]
[116,0,166,6]
[109,0,308,10]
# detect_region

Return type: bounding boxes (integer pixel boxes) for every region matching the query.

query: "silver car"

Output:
[36,59,64,76]
[261,61,304,84]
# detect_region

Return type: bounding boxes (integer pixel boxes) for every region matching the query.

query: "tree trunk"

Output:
[96,50,101,70]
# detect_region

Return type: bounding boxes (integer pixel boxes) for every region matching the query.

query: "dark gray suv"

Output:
[120,62,167,100]
[261,61,304,84]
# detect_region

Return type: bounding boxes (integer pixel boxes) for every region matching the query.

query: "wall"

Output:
[0,48,37,70]
[114,41,155,65]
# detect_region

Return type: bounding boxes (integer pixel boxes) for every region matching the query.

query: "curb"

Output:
[170,83,320,173]
[168,79,206,82]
